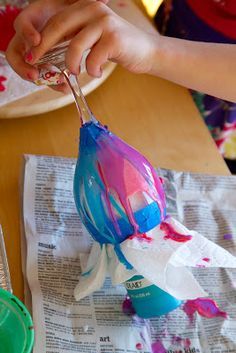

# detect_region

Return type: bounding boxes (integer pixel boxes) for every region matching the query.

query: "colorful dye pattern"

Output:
[74,119,166,246]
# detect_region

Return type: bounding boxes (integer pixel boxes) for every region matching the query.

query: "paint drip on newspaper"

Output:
[73,118,236,317]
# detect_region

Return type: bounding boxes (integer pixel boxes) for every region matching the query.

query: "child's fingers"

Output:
[65,22,104,75]
[13,0,67,48]
[14,13,41,48]
[85,39,111,77]
[6,36,39,81]
[29,1,110,64]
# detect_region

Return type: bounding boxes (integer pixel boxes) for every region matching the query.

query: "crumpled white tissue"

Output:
[74,217,236,301]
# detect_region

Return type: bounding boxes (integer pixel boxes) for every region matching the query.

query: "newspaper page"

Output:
[22,154,236,353]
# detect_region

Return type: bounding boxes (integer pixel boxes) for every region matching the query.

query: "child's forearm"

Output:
[7,0,236,102]
[150,35,236,102]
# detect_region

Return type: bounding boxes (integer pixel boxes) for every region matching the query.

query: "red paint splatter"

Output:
[151,340,166,353]
[0,76,7,91]
[202,258,210,262]
[160,222,192,243]
[122,296,136,316]
[0,5,22,52]
[183,298,227,322]
[129,233,152,242]
[136,343,143,350]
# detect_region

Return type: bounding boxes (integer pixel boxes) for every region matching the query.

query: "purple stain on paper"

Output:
[183,298,227,322]
[122,296,136,316]
[224,233,233,240]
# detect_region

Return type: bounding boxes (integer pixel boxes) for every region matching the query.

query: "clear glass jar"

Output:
[36,41,92,125]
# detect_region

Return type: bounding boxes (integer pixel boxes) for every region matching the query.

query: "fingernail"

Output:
[25,51,33,63]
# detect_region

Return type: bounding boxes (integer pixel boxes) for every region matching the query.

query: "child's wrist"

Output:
[147,34,165,76]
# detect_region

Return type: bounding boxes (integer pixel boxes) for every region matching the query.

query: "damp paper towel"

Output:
[74,217,236,301]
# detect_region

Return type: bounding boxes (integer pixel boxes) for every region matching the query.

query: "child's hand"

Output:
[6,0,109,81]
[7,0,159,80]
[6,0,69,81]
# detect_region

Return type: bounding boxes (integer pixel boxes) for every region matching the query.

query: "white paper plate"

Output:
[0,61,116,118]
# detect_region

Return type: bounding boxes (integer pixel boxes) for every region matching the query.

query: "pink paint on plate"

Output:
[0,76,7,91]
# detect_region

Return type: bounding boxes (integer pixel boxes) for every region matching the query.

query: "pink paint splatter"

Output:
[171,336,182,345]
[196,264,206,268]
[122,296,136,316]
[136,343,143,350]
[202,258,210,262]
[224,233,233,240]
[129,233,153,242]
[151,340,166,353]
[183,298,227,322]
[0,76,6,92]
[184,338,191,349]
[160,221,192,243]
[171,336,191,349]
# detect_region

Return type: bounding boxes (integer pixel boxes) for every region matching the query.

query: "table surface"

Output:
[0,66,230,301]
